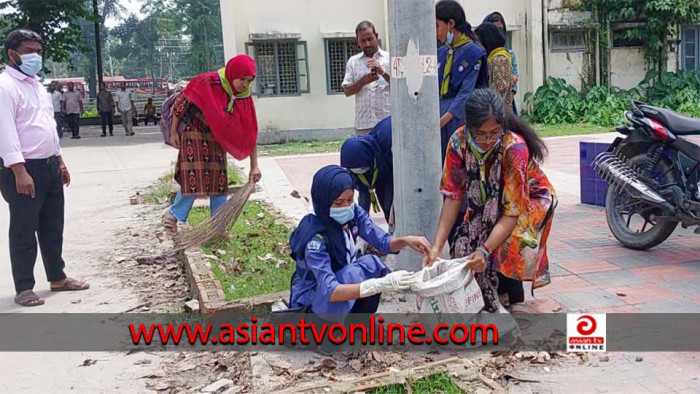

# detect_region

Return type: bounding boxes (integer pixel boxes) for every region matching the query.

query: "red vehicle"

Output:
[104,77,169,95]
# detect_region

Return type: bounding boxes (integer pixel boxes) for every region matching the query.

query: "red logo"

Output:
[576,315,597,336]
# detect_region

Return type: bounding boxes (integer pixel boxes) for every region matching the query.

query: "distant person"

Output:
[342,21,391,135]
[61,82,83,140]
[48,81,65,138]
[475,22,513,108]
[116,82,135,136]
[484,11,519,115]
[0,29,89,307]
[96,82,115,137]
[143,98,158,125]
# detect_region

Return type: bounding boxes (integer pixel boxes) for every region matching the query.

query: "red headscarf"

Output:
[183,55,258,160]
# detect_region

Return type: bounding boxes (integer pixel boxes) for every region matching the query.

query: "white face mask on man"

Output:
[11,50,43,77]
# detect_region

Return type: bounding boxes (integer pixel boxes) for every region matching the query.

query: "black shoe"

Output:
[100,133,106,137]
[109,133,114,136]
[74,135,81,139]
[70,136,77,139]
[129,132,135,136]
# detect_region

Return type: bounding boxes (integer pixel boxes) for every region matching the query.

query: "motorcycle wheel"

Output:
[605,153,678,250]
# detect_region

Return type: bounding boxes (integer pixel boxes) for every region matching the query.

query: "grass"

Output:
[258,140,343,157]
[255,123,608,157]
[189,201,294,300]
[533,123,611,138]
[369,373,465,394]
[144,163,243,205]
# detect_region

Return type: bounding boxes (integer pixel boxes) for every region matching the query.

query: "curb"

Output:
[182,248,287,314]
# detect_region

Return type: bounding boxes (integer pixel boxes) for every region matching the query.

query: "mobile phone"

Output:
[371,67,378,75]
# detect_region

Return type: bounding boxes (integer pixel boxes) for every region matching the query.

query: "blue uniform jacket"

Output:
[437,41,488,162]
[289,206,393,315]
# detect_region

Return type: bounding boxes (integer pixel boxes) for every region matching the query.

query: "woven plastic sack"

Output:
[410,257,485,316]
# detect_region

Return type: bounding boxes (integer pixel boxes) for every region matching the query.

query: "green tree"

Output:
[0,0,93,64]
[173,0,223,76]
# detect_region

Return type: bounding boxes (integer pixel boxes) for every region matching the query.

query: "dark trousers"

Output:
[100,111,114,134]
[53,112,65,137]
[66,113,80,137]
[0,158,67,293]
[144,115,158,126]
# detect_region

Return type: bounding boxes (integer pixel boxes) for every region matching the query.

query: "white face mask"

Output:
[12,51,42,77]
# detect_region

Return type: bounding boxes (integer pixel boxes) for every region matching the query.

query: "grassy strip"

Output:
[534,123,611,137]
[258,140,343,157]
[256,124,609,157]
[370,373,465,394]
[189,201,294,300]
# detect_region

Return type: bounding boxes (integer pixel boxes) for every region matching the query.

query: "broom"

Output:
[173,182,255,250]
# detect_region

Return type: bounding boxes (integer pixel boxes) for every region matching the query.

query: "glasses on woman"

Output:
[470,127,504,144]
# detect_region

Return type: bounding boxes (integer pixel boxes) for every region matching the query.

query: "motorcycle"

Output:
[594,100,700,250]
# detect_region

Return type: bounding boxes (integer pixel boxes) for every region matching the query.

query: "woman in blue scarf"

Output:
[340,117,393,226]
[288,165,430,319]
[436,0,488,164]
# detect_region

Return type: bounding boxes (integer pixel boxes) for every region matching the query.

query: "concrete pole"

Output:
[387,0,443,271]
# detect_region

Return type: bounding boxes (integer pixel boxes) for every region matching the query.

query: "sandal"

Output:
[51,277,90,292]
[14,290,45,307]
[163,210,178,235]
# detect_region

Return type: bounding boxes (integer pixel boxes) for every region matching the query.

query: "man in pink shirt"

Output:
[0,29,89,307]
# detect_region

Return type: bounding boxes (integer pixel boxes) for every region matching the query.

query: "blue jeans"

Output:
[169,190,227,222]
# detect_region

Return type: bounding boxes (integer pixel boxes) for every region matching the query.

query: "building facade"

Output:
[219,0,697,134]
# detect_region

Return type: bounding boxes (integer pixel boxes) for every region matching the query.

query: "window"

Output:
[325,38,361,94]
[612,27,643,48]
[551,31,586,52]
[682,26,699,72]
[245,40,309,96]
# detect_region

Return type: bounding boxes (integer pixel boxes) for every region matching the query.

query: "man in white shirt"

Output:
[0,29,89,307]
[116,82,136,136]
[342,21,391,135]
[47,81,65,138]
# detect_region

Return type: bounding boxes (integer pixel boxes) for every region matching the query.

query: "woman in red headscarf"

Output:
[163,55,261,233]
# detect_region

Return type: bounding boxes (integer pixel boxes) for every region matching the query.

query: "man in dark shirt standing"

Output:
[96,82,115,137]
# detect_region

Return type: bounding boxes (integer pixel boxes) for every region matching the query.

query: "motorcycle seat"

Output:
[641,105,700,136]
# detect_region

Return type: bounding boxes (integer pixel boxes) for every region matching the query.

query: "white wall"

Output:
[610,47,647,89]
[220,0,537,132]
[222,0,385,132]
[549,51,586,90]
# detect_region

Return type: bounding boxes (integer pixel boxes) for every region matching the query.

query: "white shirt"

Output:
[116,89,134,111]
[51,91,62,112]
[342,49,391,130]
[0,67,62,167]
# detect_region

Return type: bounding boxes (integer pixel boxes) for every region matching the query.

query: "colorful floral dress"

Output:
[172,94,229,196]
[440,128,556,305]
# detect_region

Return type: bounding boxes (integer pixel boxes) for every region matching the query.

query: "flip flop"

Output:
[14,290,45,307]
[51,277,90,292]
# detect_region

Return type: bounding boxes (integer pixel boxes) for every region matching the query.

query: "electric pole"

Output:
[388,0,443,271]
[93,0,103,85]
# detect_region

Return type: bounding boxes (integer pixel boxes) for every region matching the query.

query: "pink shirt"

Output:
[0,67,61,167]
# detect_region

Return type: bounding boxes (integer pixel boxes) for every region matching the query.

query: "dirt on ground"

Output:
[107,199,618,394]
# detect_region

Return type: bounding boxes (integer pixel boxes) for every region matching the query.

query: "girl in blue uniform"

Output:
[288,165,430,320]
[340,117,393,226]
[436,0,488,164]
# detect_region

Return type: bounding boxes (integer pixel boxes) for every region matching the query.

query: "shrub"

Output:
[524,78,584,124]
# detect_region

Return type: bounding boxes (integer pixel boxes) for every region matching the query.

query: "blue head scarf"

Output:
[289,165,356,272]
[340,117,392,177]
